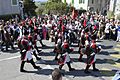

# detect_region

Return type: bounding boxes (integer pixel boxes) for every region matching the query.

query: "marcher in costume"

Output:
[20,37,41,72]
[58,40,75,71]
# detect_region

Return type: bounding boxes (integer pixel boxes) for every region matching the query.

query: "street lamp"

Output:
[19,0,24,19]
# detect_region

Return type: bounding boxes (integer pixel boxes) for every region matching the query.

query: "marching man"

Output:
[58,40,75,71]
[84,40,101,73]
[20,36,41,72]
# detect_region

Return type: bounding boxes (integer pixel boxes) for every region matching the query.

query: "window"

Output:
[11,0,18,6]
[79,0,85,4]
[92,0,94,4]
[79,0,82,3]
[83,0,85,3]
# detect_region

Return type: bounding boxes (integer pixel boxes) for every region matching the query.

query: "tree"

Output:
[44,0,67,14]
[23,0,37,16]
[48,0,61,3]
[35,3,45,15]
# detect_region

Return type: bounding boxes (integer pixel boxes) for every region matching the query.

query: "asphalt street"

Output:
[0,40,120,80]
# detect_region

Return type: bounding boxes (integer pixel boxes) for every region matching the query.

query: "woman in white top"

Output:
[116,21,120,42]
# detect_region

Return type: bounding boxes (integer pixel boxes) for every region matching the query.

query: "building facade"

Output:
[62,0,110,14]
[109,0,120,16]
[0,0,20,15]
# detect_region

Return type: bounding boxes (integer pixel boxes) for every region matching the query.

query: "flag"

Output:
[83,19,87,27]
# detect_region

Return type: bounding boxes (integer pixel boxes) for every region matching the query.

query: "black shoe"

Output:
[59,66,62,70]
[6,49,8,51]
[20,69,27,72]
[93,68,99,71]
[1,48,4,51]
[34,66,41,69]
[59,67,61,70]
[36,57,41,60]
[38,50,42,52]
[54,58,58,60]
[69,68,75,71]
[42,45,46,47]
[84,70,91,74]
[12,47,15,50]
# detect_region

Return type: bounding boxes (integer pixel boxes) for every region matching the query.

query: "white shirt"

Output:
[105,23,110,33]
[24,49,33,61]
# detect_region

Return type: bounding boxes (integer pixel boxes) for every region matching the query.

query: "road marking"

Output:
[36,59,46,64]
[49,75,52,79]
[43,65,54,69]
[106,59,115,64]
[0,55,20,62]
[114,48,120,52]
[110,54,120,59]
[116,44,120,47]
[96,42,101,45]
[101,68,111,71]
[113,62,120,68]
[100,68,115,76]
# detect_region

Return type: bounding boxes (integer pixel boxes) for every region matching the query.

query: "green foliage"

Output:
[23,0,37,16]
[48,0,61,2]
[44,1,67,14]
[107,11,115,19]
[42,9,50,15]
[35,5,45,15]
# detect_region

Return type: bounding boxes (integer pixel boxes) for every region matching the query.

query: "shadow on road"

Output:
[41,46,54,49]
[98,51,119,55]
[36,59,58,65]
[1,49,20,54]
[116,59,120,63]
[38,52,55,56]
[101,45,113,49]
[23,68,116,78]
[72,58,116,65]
[64,69,116,77]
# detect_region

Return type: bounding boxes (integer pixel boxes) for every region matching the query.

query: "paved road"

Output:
[0,40,120,80]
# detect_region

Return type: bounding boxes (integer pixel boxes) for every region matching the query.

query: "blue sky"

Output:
[34,0,48,2]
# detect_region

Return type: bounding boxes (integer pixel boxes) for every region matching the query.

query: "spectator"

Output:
[52,68,62,80]
[112,71,120,80]
[116,21,120,42]
[105,20,110,39]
